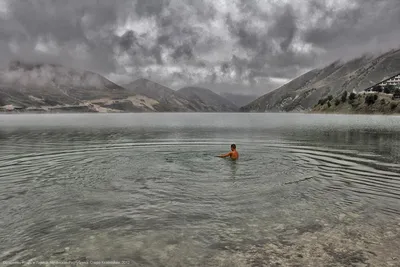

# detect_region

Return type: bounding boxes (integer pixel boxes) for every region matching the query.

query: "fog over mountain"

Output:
[0,0,399,95]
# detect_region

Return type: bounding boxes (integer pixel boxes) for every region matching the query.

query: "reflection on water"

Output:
[0,113,400,266]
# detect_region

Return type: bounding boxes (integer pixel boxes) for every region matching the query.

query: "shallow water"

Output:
[1,113,400,266]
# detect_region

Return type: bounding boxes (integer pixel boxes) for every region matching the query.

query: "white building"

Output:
[378,74,400,87]
[365,73,400,92]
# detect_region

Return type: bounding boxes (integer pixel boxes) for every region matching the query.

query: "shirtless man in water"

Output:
[217,144,239,160]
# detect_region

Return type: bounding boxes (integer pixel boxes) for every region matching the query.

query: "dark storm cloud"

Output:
[225,14,263,50]
[171,44,194,60]
[119,30,138,51]
[220,62,230,74]
[0,0,399,94]
[0,0,129,73]
[135,0,170,17]
[222,3,307,86]
[268,5,297,52]
[303,0,400,63]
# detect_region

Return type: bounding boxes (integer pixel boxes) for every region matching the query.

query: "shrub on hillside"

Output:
[365,94,377,105]
[349,92,356,101]
[380,99,386,105]
[384,87,389,94]
[43,98,60,106]
[318,98,327,105]
[341,91,348,102]
[0,97,6,106]
[383,85,396,94]
[334,99,340,106]
[327,101,331,108]
[391,102,398,110]
[327,95,333,101]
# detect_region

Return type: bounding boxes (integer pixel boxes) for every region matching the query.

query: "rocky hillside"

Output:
[178,87,238,112]
[312,91,400,114]
[123,78,199,112]
[0,61,126,104]
[241,48,400,112]
[0,61,164,112]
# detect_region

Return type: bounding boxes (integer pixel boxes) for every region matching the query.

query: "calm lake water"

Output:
[1,113,400,266]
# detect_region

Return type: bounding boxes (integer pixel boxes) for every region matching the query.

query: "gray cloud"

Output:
[268,5,297,52]
[0,0,399,95]
[135,0,170,17]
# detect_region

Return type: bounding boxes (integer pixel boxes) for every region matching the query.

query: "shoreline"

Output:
[309,110,400,116]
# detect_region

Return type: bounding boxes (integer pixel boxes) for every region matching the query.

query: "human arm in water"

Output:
[217,152,232,158]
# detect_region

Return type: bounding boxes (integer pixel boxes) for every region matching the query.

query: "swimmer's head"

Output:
[231,144,236,151]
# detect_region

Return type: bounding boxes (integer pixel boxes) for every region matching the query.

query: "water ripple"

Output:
[1,117,400,265]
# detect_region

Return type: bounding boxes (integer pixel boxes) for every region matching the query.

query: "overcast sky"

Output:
[0,0,399,95]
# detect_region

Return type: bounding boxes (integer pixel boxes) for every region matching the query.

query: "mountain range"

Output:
[0,61,249,113]
[241,48,400,112]
[2,47,400,113]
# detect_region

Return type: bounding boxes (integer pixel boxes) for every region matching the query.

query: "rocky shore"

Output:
[6,214,399,267]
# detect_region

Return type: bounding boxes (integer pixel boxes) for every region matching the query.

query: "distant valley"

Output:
[178,87,238,112]
[220,93,259,107]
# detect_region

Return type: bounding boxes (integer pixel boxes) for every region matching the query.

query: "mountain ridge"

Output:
[122,78,199,112]
[0,61,132,110]
[0,62,240,113]
[241,48,400,112]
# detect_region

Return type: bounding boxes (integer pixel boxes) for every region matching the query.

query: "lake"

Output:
[1,113,400,266]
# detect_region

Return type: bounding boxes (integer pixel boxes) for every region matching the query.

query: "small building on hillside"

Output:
[378,74,400,87]
[365,73,400,92]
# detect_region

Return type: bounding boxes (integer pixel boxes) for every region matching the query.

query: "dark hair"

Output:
[231,144,236,149]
